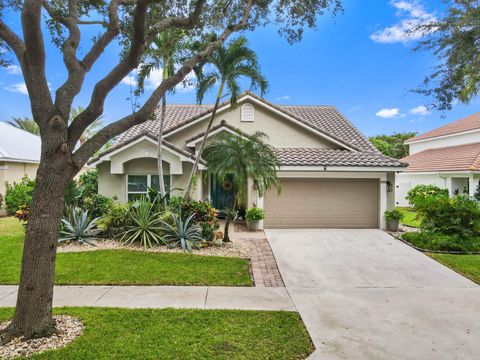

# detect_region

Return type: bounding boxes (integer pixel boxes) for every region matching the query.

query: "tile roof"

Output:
[276,148,406,167]
[400,142,480,172]
[406,112,480,143]
[114,92,377,152]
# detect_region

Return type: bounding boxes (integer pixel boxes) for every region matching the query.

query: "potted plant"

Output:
[384,209,404,232]
[245,207,265,231]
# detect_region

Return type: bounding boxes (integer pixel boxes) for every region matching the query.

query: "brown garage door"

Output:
[264,178,379,229]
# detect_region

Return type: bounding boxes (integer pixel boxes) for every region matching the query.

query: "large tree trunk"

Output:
[5,121,73,340]
[157,95,167,208]
[184,81,225,201]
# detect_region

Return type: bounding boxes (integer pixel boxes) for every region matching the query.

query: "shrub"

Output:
[402,232,480,252]
[82,193,114,219]
[78,170,98,193]
[384,209,404,220]
[121,199,164,249]
[413,194,480,237]
[5,177,35,214]
[169,196,219,241]
[161,212,203,252]
[245,207,265,222]
[96,203,131,237]
[59,209,101,246]
[406,184,448,206]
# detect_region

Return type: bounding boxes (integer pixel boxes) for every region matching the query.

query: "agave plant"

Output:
[59,210,100,246]
[121,198,164,249]
[161,212,203,253]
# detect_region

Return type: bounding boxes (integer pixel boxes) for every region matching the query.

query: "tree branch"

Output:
[71,0,255,167]
[0,19,26,60]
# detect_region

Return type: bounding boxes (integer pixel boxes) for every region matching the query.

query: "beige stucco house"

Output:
[396,112,480,207]
[0,122,40,212]
[91,92,405,229]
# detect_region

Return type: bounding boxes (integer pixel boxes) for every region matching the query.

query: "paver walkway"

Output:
[0,285,295,311]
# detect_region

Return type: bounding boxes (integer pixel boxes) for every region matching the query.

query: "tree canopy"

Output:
[369,132,417,159]
[414,0,480,111]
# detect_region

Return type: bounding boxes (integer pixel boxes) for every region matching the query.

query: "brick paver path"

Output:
[248,238,285,287]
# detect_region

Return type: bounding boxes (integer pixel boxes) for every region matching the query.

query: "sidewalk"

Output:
[0,285,295,311]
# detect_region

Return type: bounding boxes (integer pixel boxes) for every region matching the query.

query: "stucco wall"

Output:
[166,100,337,150]
[97,162,127,202]
[0,161,39,198]
[408,130,480,154]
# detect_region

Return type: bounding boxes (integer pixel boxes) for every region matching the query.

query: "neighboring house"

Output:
[0,122,41,211]
[91,92,405,229]
[396,112,480,207]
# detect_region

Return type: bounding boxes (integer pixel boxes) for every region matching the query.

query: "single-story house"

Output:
[0,122,40,205]
[91,92,406,229]
[396,112,480,207]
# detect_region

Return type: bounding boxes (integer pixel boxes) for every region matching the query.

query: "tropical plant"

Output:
[78,170,98,194]
[407,184,449,207]
[59,210,100,246]
[7,117,39,135]
[82,194,114,220]
[4,177,35,214]
[161,212,203,253]
[96,203,131,238]
[384,209,404,221]
[184,36,269,200]
[203,131,281,241]
[245,207,265,222]
[121,199,164,249]
[136,30,190,207]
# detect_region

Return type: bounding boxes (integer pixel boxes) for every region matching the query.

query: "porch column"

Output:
[445,176,453,196]
[379,180,388,230]
[469,175,478,198]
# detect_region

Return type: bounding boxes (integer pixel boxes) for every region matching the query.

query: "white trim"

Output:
[277,171,387,180]
[0,158,40,164]
[90,135,205,169]
[126,174,172,201]
[165,94,357,151]
[186,126,247,147]
[405,128,480,145]
[401,170,480,175]
[279,166,404,172]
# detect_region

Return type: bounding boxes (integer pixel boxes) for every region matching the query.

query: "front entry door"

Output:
[211,175,236,210]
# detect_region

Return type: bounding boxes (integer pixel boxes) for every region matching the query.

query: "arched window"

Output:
[241,103,255,122]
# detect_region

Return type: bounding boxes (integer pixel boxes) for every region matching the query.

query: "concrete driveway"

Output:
[265,229,480,360]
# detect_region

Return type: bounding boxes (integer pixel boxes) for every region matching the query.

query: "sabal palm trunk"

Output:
[184,81,225,201]
[158,95,167,207]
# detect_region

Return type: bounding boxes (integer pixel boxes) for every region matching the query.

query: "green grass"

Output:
[429,254,480,284]
[0,217,252,286]
[0,307,314,359]
[402,231,480,253]
[396,207,420,228]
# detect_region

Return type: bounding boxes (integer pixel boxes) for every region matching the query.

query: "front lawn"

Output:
[396,207,420,228]
[0,217,252,286]
[0,307,314,359]
[429,254,480,285]
[402,231,480,253]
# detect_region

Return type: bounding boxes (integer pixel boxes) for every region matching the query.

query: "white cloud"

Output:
[121,66,195,92]
[5,65,21,75]
[376,108,401,118]
[4,82,28,94]
[121,73,138,87]
[276,95,290,101]
[409,105,430,115]
[370,1,436,44]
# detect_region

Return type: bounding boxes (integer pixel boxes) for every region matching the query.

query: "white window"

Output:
[241,103,254,122]
[127,174,171,202]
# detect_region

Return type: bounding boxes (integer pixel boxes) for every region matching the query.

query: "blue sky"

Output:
[1,0,479,137]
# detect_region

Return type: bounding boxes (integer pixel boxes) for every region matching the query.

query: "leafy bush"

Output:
[96,203,131,237]
[121,199,164,249]
[402,232,480,253]
[82,193,114,219]
[161,212,203,253]
[412,194,480,237]
[406,184,448,206]
[384,209,404,221]
[5,177,35,214]
[169,196,219,241]
[245,207,265,222]
[78,170,98,193]
[59,210,101,245]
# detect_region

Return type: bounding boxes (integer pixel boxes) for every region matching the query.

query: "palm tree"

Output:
[7,117,39,135]
[184,36,268,201]
[203,131,281,242]
[136,30,189,207]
